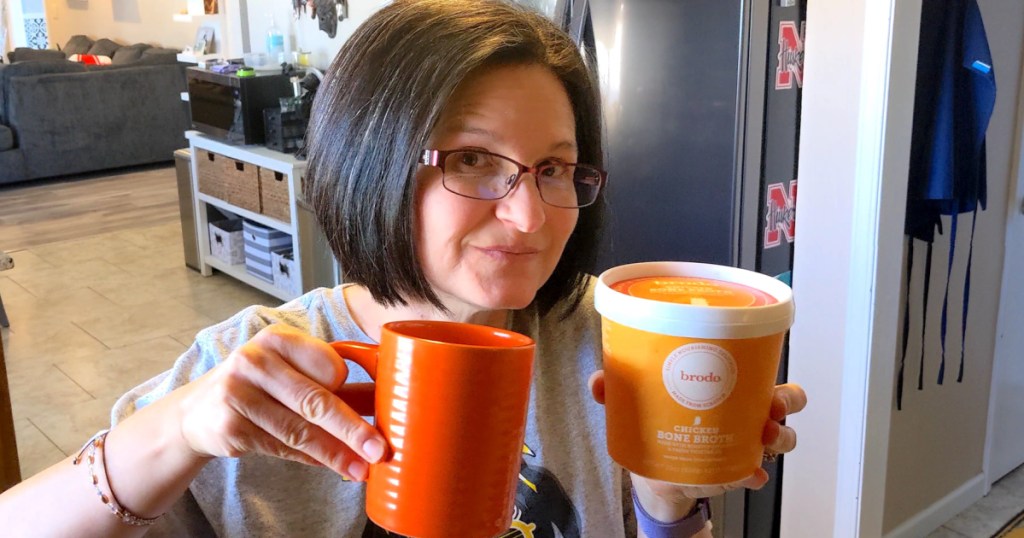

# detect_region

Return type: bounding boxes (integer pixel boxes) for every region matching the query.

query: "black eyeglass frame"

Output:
[419,149,608,209]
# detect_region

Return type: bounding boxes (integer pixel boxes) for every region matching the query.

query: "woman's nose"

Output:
[495,173,547,233]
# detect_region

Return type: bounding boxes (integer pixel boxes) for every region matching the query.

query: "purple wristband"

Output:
[632,489,710,538]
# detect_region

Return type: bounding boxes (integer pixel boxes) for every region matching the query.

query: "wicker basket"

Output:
[260,168,291,223]
[196,150,261,213]
[222,158,261,213]
[195,149,224,200]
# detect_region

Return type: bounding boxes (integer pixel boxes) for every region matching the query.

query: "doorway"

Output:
[985,43,1024,487]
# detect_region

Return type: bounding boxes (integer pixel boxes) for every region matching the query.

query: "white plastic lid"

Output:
[595,262,795,339]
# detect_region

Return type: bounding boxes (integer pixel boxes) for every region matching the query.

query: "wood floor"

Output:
[0,165,180,250]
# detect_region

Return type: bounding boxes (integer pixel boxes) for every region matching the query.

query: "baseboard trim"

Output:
[883,473,986,538]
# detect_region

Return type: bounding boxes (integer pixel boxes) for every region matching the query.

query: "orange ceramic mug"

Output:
[595,262,795,486]
[330,320,535,538]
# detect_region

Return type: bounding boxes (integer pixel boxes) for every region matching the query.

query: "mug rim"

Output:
[382,320,535,349]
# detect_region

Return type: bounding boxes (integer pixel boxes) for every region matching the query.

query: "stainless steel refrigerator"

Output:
[520,1,804,536]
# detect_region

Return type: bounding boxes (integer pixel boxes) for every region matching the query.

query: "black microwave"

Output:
[187,67,293,145]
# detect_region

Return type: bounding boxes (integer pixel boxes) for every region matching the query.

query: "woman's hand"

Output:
[173,324,387,480]
[587,371,807,519]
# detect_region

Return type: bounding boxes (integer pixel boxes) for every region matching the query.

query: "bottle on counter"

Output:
[266,16,285,64]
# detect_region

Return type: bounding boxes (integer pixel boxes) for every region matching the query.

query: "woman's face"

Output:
[415,64,580,314]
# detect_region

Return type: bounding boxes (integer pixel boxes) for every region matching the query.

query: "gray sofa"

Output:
[0,37,190,185]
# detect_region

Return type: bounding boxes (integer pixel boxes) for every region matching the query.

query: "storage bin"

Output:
[272,248,301,296]
[243,220,291,249]
[264,108,307,154]
[208,218,245,265]
[245,255,275,283]
[196,149,261,213]
[259,168,291,223]
[243,220,291,283]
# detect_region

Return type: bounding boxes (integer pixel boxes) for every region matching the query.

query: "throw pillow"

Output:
[111,43,151,65]
[63,35,94,55]
[142,47,180,57]
[87,38,121,58]
[68,54,113,66]
[139,47,181,65]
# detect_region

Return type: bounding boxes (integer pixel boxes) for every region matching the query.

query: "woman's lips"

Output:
[475,245,541,259]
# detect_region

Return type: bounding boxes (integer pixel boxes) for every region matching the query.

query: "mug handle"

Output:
[330,341,378,418]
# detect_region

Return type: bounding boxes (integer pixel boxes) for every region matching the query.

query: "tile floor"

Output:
[1,173,1022,537]
[927,464,1024,537]
[1,220,279,478]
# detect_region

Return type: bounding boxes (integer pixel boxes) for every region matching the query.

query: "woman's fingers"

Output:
[223,377,370,479]
[770,383,808,421]
[223,408,324,468]
[231,344,386,469]
[181,367,368,479]
[764,424,797,456]
[763,383,805,458]
[178,324,387,479]
[588,370,605,405]
[250,324,351,390]
[739,467,770,491]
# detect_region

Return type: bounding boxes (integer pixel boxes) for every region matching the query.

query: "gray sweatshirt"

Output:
[112,281,628,537]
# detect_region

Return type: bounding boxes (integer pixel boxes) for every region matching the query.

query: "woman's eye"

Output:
[460,152,480,166]
[540,163,569,178]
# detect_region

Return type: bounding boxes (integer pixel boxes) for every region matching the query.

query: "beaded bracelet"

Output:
[73,429,162,527]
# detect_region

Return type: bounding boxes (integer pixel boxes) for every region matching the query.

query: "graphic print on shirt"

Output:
[360,443,581,538]
[505,444,581,538]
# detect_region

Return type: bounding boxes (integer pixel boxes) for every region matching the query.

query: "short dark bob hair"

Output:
[305,0,604,317]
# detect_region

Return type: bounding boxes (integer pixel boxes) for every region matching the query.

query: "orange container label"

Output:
[611,276,778,307]
[602,320,784,485]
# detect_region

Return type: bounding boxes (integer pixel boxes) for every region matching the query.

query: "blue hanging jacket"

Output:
[899,0,995,410]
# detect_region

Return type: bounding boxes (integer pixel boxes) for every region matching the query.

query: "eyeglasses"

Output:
[419,149,607,209]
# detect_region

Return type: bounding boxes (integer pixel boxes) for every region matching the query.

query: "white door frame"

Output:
[4,0,27,51]
[781,1,920,536]
[983,33,1024,490]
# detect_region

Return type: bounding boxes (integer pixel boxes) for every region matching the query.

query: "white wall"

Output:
[243,0,390,69]
[43,0,216,50]
[22,0,44,14]
[783,0,1023,533]
[781,0,919,535]
[882,0,1024,534]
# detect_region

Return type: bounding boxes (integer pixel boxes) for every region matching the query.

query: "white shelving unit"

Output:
[187,130,312,302]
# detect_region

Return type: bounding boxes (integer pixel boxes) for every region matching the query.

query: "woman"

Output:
[0,1,806,536]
